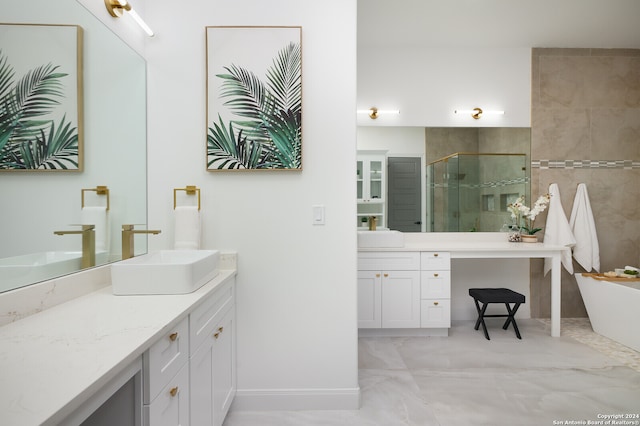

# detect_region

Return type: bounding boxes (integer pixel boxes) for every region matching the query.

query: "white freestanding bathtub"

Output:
[575,273,640,352]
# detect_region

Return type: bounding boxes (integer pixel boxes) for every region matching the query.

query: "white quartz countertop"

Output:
[358,233,570,258]
[0,269,237,426]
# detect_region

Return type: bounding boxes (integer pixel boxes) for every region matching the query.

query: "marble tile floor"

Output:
[224,319,640,426]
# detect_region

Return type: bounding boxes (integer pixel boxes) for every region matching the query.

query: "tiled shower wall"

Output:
[530,48,640,318]
[425,128,530,232]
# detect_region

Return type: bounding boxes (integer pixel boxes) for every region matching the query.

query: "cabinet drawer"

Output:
[190,280,234,354]
[420,271,451,299]
[420,299,451,328]
[358,252,420,271]
[145,362,190,426]
[420,252,451,270]
[144,316,189,404]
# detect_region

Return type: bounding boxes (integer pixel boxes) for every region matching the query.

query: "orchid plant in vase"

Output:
[507,194,551,236]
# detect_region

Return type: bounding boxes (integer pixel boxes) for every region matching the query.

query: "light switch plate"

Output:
[312,205,325,225]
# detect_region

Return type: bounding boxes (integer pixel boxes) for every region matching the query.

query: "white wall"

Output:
[145,0,359,409]
[357,126,425,156]
[357,47,531,127]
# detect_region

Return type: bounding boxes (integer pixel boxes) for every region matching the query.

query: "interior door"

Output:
[387,157,422,232]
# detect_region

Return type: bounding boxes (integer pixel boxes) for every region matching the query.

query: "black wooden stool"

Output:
[468,288,525,340]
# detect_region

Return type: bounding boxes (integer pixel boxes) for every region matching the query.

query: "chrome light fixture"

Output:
[104,0,154,37]
[454,107,505,120]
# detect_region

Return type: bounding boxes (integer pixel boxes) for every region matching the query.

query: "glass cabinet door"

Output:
[357,152,386,228]
[369,160,382,199]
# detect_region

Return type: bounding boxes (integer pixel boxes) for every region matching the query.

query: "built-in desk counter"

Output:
[358,232,570,337]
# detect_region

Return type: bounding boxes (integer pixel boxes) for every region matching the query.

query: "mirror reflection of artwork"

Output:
[206,26,302,171]
[0,24,82,171]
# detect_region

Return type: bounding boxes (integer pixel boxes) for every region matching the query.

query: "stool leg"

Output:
[473,299,490,340]
[502,303,513,330]
[502,303,522,339]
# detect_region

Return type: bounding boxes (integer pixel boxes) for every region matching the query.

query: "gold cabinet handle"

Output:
[169,332,178,342]
[434,302,439,306]
[434,273,439,277]
[383,273,389,277]
[376,273,381,278]
[434,253,439,257]
[214,327,224,339]
[170,387,179,397]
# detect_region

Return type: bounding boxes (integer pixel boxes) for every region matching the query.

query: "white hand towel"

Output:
[81,206,109,252]
[543,183,576,275]
[174,206,201,250]
[569,183,600,272]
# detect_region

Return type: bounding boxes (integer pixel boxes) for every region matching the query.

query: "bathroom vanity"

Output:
[0,260,237,426]
[358,232,569,337]
[358,251,452,334]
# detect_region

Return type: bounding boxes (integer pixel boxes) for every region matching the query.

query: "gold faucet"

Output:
[54,225,96,269]
[121,224,161,260]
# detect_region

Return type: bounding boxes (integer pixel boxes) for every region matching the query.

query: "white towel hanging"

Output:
[569,183,600,272]
[174,206,201,250]
[543,183,576,275]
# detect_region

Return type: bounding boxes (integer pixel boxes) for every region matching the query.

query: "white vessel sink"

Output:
[357,230,405,248]
[111,250,219,295]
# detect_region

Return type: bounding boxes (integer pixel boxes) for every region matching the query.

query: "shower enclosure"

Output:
[427,153,529,232]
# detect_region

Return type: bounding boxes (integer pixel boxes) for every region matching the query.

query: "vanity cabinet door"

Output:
[144,363,190,426]
[357,270,382,328]
[190,306,236,426]
[191,334,214,426]
[381,271,421,328]
[212,308,235,426]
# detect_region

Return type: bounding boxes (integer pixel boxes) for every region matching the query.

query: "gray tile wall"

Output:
[530,48,640,318]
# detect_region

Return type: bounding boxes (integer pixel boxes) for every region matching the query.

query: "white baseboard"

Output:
[358,328,449,337]
[231,387,361,411]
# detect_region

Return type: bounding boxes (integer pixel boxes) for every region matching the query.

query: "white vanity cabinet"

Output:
[358,252,421,329]
[1,266,239,426]
[420,252,451,328]
[189,279,236,426]
[140,278,236,426]
[358,251,452,332]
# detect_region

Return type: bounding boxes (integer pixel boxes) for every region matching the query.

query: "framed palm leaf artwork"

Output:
[0,24,83,172]
[206,26,302,171]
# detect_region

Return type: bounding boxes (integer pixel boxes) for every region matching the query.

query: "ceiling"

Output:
[358,0,640,49]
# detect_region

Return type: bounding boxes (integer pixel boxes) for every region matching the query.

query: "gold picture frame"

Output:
[0,23,83,172]
[206,26,302,171]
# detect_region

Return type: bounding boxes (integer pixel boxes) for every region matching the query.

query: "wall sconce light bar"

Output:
[104,0,154,37]
[454,108,505,120]
[357,107,400,120]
